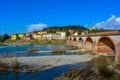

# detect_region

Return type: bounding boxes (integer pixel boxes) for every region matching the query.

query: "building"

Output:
[74,32,78,36]
[24,36,30,40]
[32,32,42,40]
[42,32,66,40]
[24,33,33,40]
[11,34,17,40]
[56,32,66,39]
[36,34,42,40]
[18,34,25,40]
[42,33,57,40]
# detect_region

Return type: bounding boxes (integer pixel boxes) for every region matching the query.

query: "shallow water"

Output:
[0,63,87,80]
[0,44,86,80]
[0,44,75,57]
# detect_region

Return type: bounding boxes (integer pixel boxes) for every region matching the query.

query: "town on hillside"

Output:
[0,26,118,43]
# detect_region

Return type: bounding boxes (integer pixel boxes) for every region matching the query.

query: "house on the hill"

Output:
[42,32,66,40]
[56,32,66,39]
[11,34,17,40]
[24,34,33,40]
[18,33,25,40]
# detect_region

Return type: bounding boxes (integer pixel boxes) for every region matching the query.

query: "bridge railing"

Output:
[78,30,120,37]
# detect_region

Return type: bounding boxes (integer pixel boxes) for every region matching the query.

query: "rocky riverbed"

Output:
[0,54,95,72]
[54,56,120,80]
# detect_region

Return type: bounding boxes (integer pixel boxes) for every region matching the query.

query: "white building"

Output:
[56,32,66,39]
[42,32,66,40]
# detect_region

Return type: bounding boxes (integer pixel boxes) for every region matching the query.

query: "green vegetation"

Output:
[41,25,111,35]
[0,33,9,42]
[55,56,120,80]
[0,58,20,71]
[41,25,88,36]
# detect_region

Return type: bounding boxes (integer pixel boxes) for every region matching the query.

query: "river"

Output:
[0,44,87,80]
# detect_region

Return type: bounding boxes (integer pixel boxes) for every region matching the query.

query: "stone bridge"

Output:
[66,31,120,62]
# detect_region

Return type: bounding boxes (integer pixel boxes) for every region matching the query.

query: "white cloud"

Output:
[27,23,48,32]
[94,15,120,30]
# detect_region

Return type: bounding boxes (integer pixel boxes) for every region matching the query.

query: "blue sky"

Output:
[0,0,120,34]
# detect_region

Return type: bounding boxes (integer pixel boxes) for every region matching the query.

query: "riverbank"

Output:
[0,54,95,72]
[0,39,66,46]
[54,56,120,80]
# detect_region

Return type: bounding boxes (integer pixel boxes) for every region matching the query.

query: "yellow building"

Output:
[36,34,42,40]
[11,34,17,40]
[18,34,25,40]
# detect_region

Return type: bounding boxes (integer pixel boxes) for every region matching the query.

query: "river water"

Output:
[0,44,75,56]
[0,44,86,80]
[0,63,87,80]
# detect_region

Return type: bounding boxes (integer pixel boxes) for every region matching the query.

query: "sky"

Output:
[0,0,120,34]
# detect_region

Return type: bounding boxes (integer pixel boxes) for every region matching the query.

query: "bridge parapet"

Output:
[75,30,120,37]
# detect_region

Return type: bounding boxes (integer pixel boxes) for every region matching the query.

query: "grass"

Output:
[0,58,20,71]
[11,58,20,70]
[87,55,115,79]
[0,60,9,71]
[0,53,20,71]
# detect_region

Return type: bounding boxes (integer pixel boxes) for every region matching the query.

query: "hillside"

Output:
[32,25,110,36]
[40,25,88,36]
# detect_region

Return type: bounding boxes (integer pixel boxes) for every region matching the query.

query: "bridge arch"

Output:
[73,37,76,41]
[78,37,83,48]
[79,37,83,41]
[97,36,115,54]
[66,37,69,40]
[85,37,93,51]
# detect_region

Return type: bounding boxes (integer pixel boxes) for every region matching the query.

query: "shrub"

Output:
[32,48,39,53]
[0,60,9,70]
[87,56,113,79]
[11,59,20,70]
[27,48,39,53]
[52,49,66,53]
[27,48,32,53]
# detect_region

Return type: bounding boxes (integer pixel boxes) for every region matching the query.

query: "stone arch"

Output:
[79,37,83,41]
[70,37,72,40]
[66,37,69,40]
[73,37,76,41]
[85,37,93,51]
[78,37,83,48]
[97,36,115,54]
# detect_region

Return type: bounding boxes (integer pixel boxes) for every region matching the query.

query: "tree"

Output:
[66,30,70,36]
[3,34,9,40]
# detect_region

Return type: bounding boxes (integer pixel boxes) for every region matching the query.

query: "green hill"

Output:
[41,25,88,36]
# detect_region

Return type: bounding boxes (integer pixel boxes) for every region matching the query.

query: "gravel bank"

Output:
[2,54,95,72]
